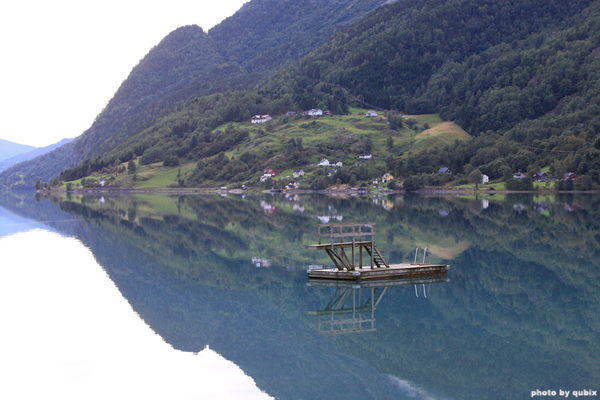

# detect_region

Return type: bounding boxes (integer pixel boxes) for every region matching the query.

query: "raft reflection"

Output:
[307,275,449,334]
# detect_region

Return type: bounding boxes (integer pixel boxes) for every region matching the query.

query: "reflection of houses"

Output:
[252,257,272,268]
[285,193,299,202]
[513,204,526,212]
[293,204,305,213]
[317,215,343,223]
[306,277,448,334]
[381,199,394,211]
[251,115,272,124]
[533,202,548,212]
[260,200,278,213]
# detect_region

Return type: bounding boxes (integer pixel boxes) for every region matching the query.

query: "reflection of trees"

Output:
[2,192,600,400]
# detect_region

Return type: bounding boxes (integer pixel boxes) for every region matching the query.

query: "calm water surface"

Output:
[0,192,598,400]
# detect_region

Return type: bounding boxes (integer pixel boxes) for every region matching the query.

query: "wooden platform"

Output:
[305,222,449,282]
[307,263,449,281]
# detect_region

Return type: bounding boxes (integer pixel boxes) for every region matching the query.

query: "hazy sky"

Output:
[0,0,248,147]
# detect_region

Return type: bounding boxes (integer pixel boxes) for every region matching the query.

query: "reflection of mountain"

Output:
[1,192,599,399]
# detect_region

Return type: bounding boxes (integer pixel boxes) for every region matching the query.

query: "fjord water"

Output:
[0,192,598,400]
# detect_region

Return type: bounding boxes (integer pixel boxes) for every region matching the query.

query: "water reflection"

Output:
[307,276,449,335]
[0,191,599,399]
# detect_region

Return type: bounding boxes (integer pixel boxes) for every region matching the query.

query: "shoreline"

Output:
[31,186,600,196]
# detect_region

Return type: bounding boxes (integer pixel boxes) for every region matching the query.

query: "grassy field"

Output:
[66,111,474,189]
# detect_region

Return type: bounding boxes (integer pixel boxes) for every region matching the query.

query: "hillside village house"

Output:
[263,169,278,177]
[482,174,489,184]
[260,169,278,182]
[286,111,296,117]
[293,169,305,178]
[319,159,330,166]
[533,172,548,182]
[513,172,526,179]
[308,109,323,116]
[285,181,300,190]
[359,153,372,159]
[382,173,394,183]
[251,115,273,124]
[438,167,451,174]
[366,110,378,117]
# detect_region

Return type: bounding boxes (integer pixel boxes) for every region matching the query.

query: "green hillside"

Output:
[0,0,388,189]
[56,108,470,190]
[4,0,600,191]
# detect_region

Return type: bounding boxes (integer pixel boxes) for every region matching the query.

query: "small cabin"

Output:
[251,115,273,124]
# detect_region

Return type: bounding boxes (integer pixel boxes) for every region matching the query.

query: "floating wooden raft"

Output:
[306,222,448,281]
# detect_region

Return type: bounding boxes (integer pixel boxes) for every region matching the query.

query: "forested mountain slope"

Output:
[4,0,600,190]
[0,0,388,189]
[285,0,600,184]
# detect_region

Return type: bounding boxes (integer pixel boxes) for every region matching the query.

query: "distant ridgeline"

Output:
[2,0,600,190]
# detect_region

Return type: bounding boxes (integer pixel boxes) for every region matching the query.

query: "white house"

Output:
[366,110,378,117]
[335,161,343,167]
[359,153,372,159]
[318,159,330,166]
[251,115,273,124]
[293,169,305,178]
[308,109,323,116]
[481,174,489,184]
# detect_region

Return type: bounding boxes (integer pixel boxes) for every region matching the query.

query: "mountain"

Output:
[0,139,36,163]
[0,0,389,189]
[0,138,73,173]
[3,0,600,191]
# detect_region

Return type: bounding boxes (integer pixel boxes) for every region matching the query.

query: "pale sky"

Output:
[0,0,249,147]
